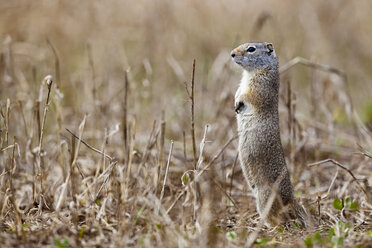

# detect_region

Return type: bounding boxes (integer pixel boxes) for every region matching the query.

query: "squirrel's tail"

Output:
[290,201,307,229]
[296,203,307,228]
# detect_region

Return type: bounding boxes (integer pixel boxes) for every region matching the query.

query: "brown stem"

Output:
[37,76,53,200]
[46,39,61,87]
[190,59,197,170]
[123,69,129,162]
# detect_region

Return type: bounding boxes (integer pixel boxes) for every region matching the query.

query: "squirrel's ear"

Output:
[266,43,274,53]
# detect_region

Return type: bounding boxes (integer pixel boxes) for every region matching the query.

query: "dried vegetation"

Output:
[0,0,372,247]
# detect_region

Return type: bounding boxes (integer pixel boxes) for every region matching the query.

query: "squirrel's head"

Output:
[232,42,280,112]
[231,42,278,72]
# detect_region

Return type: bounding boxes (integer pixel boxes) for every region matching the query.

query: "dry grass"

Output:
[0,0,372,247]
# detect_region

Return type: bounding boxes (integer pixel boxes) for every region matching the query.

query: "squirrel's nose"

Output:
[231,52,236,58]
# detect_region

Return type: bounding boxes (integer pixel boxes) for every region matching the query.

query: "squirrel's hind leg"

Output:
[257,188,283,227]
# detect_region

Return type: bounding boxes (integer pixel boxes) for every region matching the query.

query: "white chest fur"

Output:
[239,70,254,94]
[235,70,255,118]
[235,70,254,102]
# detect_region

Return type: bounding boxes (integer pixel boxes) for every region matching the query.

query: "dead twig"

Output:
[193,124,209,224]
[229,152,239,195]
[355,144,372,159]
[197,135,238,176]
[9,137,22,233]
[37,75,53,201]
[196,124,209,170]
[95,160,118,201]
[325,169,339,199]
[65,128,114,161]
[308,159,368,198]
[157,111,166,189]
[159,141,174,203]
[0,144,16,153]
[353,151,372,159]
[123,69,129,162]
[138,120,158,173]
[184,59,197,170]
[46,39,61,87]
[280,57,347,79]
[5,99,10,147]
[212,178,237,208]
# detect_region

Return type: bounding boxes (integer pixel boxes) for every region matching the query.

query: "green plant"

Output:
[54,238,69,248]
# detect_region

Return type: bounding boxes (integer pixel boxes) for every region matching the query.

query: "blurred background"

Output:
[1,0,372,138]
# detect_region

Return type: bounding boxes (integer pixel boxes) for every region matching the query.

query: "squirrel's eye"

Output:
[247,47,256,53]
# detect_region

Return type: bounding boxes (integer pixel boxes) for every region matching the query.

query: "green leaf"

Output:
[55,238,62,247]
[293,221,300,228]
[331,236,344,246]
[328,228,335,238]
[367,231,372,236]
[54,238,69,248]
[349,201,358,211]
[63,239,68,248]
[345,197,351,206]
[313,232,322,243]
[226,231,237,239]
[356,244,363,248]
[304,237,313,247]
[255,238,269,246]
[134,203,146,225]
[79,226,84,239]
[333,199,343,210]
[156,223,162,229]
[181,174,189,184]
[277,226,284,233]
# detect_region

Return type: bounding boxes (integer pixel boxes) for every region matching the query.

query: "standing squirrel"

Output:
[231,42,306,227]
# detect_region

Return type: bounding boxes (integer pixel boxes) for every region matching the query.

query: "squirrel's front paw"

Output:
[235,94,254,115]
[235,101,245,114]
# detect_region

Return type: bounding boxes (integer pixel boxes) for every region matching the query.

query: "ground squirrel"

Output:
[231,42,306,227]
